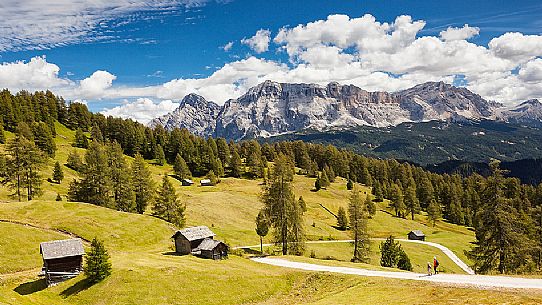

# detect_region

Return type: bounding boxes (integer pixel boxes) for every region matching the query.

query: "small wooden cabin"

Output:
[40,239,85,286]
[200,179,212,186]
[171,226,215,255]
[407,230,425,241]
[182,179,194,186]
[193,238,228,260]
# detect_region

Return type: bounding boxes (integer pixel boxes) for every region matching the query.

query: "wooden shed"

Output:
[182,179,194,186]
[200,179,212,186]
[192,238,228,260]
[39,239,85,286]
[171,226,215,255]
[407,230,425,241]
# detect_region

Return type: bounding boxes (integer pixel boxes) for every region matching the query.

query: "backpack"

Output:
[435,259,439,267]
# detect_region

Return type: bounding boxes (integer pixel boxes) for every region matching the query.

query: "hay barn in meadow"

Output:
[39,238,85,286]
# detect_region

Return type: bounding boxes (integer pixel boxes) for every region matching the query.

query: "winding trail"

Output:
[236,238,474,275]
[251,257,542,290]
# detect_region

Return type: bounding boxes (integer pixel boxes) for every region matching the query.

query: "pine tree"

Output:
[107,142,135,212]
[298,196,307,213]
[349,186,370,263]
[380,235,400,267]
[216,138,230,167]
[66,150,84,172]
[206,170,219,185]
[131,154,155,214]
[230,148,243,178]
[365,195,376,217]
[396,248,412,271]
[346,179,353,190]
[337,206,348,230]
[427,198,442,226]
[391,183,406,218]
[418,176,434,209]
[74,129,88,148]
[320,169,330,189]
[153,175,185,227]
[404,184,420,220]
[255,210,269,254]
[372,180,384,202]
[155,144,166,166]
[32,122,56,157]
[52,161,64,184]
[447,183,465,224]
[173,154,192,180]
[84,237,112,283]
[261,154,304,255]
[91,125,104,142]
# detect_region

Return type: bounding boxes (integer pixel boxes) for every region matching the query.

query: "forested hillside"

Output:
[1,89,542,275]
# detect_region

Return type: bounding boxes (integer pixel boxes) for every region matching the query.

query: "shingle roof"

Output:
[172,226,215,241]
[40,239,85,260]
[410,230,425,237]
[193,238,224,251]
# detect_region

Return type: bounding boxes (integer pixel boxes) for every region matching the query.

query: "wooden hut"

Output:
[39,239,85,286]
[200,179,212,186]
[171,226,215,255]
[192,238,228,260]
[407,230,425,241]
[182,179,194,186]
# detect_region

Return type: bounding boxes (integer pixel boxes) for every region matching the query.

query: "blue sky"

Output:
[0,0,541,122]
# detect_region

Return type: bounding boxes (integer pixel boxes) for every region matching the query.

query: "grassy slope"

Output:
[2,122,538,304]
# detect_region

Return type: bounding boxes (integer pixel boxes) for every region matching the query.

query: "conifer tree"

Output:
[66,150,84,172]
[230,148,243,178]
[206,170,218,185]
[314,174,321,191]
[84,237,112,283]
[91,125,104,142]
[0,124,5,144]
[337,206,348,230]
[131,154,155,214]
[155,144,166,166]
[427,198,442,226]
[349,186,370,263]
[33,122,56,157]
[380,235,400,267]
[365,195,376,217]
[372,180,384,202]
[418,176,434,209]
[320,169,330,189]
[404,184,420,220]
[74,129,88,148]
[173,154,192,180]
[298,196,307,213]
[107,142,135,212]
[216,137,230,167]
[52,161,64,184]
[391,183,406,218]
[347,179,353,190]
[255,210,269,254]
[153,175,185,227]
[261,154,304,255]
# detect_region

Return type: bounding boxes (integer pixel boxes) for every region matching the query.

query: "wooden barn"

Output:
[171,226,216,255]
[39,239,85,286]
[407,230,425,241]
[200,179,212,186]
[192,238,228,260]
[182,179,194,186]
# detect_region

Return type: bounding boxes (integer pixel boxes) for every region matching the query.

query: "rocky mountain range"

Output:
[149,80,541,140]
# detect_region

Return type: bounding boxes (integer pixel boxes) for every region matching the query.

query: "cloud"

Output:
[222,41,234,52]
[0,56,70,90]
[0,0,216,52]
[241,29,271,53]
[489,32,542,61]
[101,98,179,124]
[440,24,479,41]
[79,70,117,99]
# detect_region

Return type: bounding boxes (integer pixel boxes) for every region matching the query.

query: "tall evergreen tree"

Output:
[153,175,185,227]
[365,195,376,217]
[131,154,155,214]
[84,237,112,283]
[261,154,305,255]
[404,184,420,220]
[0,124,5,144]
[337,206,348,230]
[391,183,406,218]
[320,169,330,189]
[32,122,56,157]
[216,138,230,167]
[372,180,384,202]
[230,148,243,178]
[173,154,192,180]
[52,161,64,184]
[107,142,135,212]
[427,198,442,226]
[66,150,84,172]
[74,129,88,148]
[349,186,370,263]
[255,210,269,254]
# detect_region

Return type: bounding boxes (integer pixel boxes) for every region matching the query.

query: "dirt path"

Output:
[236,238,475,275]
[251,257,542,290]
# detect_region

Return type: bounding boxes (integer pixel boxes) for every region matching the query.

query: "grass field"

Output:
[2,122,539,304]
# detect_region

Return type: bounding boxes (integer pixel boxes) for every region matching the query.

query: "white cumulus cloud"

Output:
[79,70,117,99]
[101,98,179,124]
[222,41,234,52]
[242,29,271,53]
[440,24,480,41]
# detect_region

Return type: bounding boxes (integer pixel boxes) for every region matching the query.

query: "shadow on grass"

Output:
[162,251,183,256]
[14,278,47,295]
[60,278,93,298]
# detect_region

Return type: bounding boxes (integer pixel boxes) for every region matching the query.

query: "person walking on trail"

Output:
[427,262,432,276]
[433,256,439,274]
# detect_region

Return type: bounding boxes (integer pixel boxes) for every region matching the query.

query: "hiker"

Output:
[433,256,439,274]
[427,262,432,275]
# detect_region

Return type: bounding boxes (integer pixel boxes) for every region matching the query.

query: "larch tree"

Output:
[153,175,185,227]
[52,161,64,184]
[261,154,305,255]
[391,183,406,218]
[107,142,135,212]
[255,210,269,254]
[155,144,166,166]
[173,154,192,180]
[84,237,112,283]
[230,147,243,178]
[337,206,348,230]
[404,184,420,220]
[348,186,370,263]
[131,153,155,214]
[427,198,442,226]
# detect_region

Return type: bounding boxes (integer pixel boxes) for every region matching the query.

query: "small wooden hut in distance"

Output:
[407,230,425,241]
[39,238,85,286]
[192,238,229,260]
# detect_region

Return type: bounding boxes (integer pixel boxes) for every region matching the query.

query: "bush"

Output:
[396,248,412,271]
[380,235,412,271]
